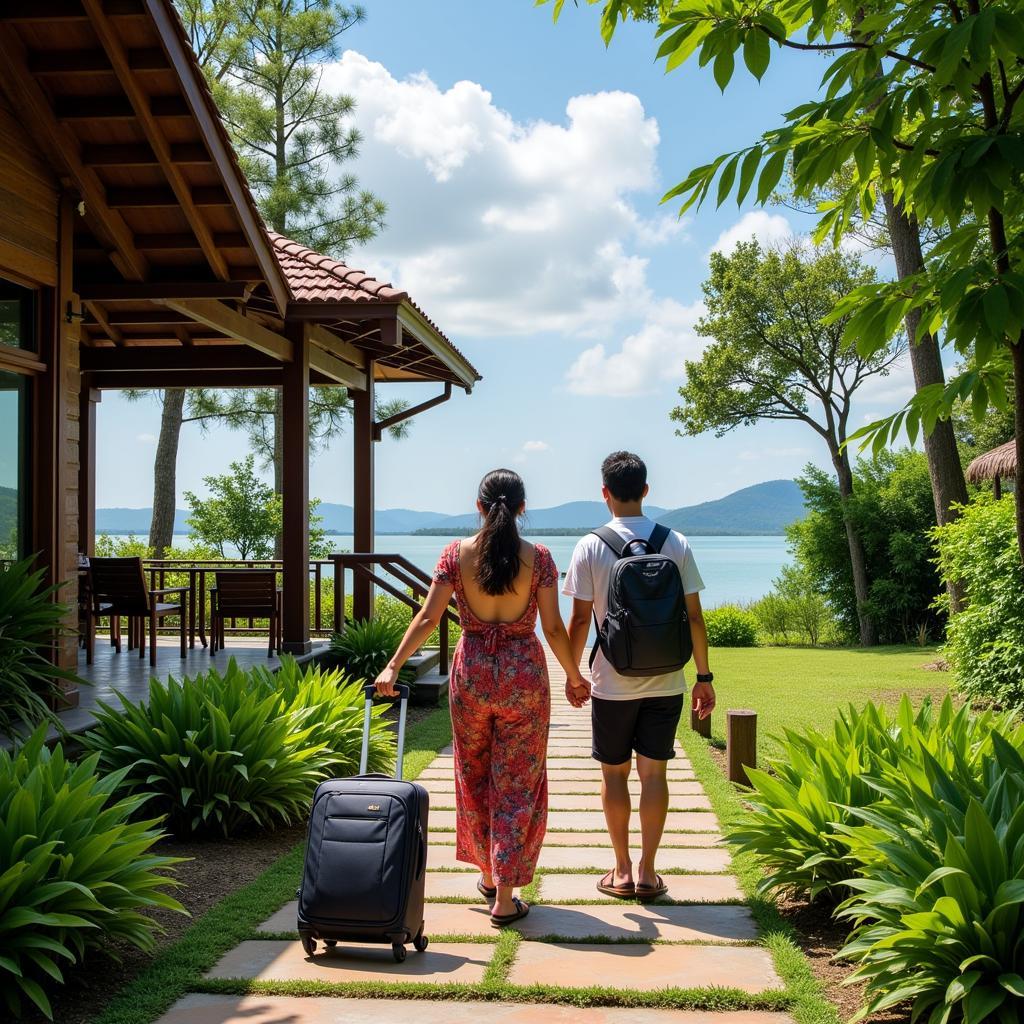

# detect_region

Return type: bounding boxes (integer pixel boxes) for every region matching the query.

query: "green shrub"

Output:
[704,605,758,647]
[837,736,1024,1023]
[331,616,417,685]
[729,696,1018,902]
[0,729,184,1019]
[934,495,1024,712]
[82,658,392,837]
[751,591,792,645]
[0,558,84,735]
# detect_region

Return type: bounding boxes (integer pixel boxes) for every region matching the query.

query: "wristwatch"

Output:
[695,672,714,684]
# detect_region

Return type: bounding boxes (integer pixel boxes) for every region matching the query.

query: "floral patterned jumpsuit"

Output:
[433,540,556,887]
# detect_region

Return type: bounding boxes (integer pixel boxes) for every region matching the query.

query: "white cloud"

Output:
[522,440,550,452]
[710,211,794,256]
[565,299,706,398]
[137,433,157,444]
[323,53,673,336]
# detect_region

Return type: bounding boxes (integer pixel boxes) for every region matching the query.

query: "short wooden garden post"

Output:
[726,709,757,786]
[690,704,711,738]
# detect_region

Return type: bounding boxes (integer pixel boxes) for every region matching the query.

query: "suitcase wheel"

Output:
[414,927,428,953]
[299,932,316,957]
[392,943,407,963]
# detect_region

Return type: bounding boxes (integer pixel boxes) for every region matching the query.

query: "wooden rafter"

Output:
[82,0,231,281]
[29,46,167,74]
[307,324,367,369]
[81,345,279,372]
[163,299,293,362]
[81,142,210,166]
[79,280,249,301]
[0,24,147,280]
[145,0,290,315]
[84,301,124,346]
[309,345,367,390]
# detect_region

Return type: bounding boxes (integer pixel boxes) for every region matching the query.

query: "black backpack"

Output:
[589,524,693,678]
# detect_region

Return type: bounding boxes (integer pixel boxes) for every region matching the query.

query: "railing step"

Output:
[407,648,441,679]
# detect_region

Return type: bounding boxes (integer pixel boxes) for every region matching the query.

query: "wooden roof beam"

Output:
[0,24,147,280]
[29,47,168,74]
[1,1,143,18]
[82,142,210,166]
[81,0,230,281]
[107,185,229,208]
[81,344,279,372]
[84,301,124,346]
[90,369,281,390]
[163,299,292,362]
[307,324,368,369]
[309,345,367,390]
[55,94,190,119]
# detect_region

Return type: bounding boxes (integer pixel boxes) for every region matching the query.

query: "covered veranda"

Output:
[0,0,478,731]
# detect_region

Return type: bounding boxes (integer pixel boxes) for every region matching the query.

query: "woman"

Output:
[375,469,589,925]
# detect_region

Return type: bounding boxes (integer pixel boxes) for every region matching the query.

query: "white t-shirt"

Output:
[562,515,705,701]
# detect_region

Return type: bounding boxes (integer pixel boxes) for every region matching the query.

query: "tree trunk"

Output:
[1013,337,1024,563]
[882,193,969,609]
[833,448,878,646]
[149,388,186,557]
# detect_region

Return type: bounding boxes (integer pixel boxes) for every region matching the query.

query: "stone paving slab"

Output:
[154,994,796,1024]
[528,831,725,848]
[427,809,718,832]
[417,766,697,782]
[425,757,692,772]
[538,873,742,904]
[509,941,783,993]
[537,846,731,872]
[426,794,711,812]
[419,778,705,796]
[417,902,757,943]
[206,940,490,985]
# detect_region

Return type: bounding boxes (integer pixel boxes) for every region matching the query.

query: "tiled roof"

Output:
[269,232,409,304]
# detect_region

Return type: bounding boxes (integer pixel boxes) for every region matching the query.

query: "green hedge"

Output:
[704,604,759,647]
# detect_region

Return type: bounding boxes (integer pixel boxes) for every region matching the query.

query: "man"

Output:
[562,451,714,901]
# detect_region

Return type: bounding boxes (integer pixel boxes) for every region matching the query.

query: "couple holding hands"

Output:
[375,451,714,926]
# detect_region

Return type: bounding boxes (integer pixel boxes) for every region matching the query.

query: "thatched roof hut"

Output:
[967,439,1017,498]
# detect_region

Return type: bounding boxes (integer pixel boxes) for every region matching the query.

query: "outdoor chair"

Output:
[86,557,187,667]
[209,570,282,657]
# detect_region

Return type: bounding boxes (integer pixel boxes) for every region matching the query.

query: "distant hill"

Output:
[94,481,805,538]
[0,485,16,548]
[656,479,805,535]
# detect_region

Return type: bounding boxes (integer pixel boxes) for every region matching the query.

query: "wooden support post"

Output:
[281,322,311,654]
[690,704,711,738]
[352,365,375,622]
[726,709,757,786]
[78,383,100,556]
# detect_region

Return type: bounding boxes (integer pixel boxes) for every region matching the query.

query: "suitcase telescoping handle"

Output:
[360,682,411,779]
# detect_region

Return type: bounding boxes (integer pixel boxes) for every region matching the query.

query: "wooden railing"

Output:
[330,552,460,675]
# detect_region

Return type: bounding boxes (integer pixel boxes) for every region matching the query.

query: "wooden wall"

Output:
[0,91,58,287]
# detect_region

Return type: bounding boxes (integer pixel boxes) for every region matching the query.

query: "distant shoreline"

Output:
[96,528,788,539]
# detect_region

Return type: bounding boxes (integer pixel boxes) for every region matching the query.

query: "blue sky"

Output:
[96,1,914,516]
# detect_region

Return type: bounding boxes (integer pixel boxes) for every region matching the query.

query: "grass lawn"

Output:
[707,645,952,761]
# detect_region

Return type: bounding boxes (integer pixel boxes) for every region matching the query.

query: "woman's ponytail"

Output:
[475,469,526,595]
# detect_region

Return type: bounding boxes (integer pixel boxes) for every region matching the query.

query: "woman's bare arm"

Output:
[374,580,454,696]
[537,582,590,697]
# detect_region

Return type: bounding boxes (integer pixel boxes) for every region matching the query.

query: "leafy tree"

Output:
[934,494,1024,710]
[788,450,944,644]
[138,2,390,556]
[183,455,327,559]
[560,0,1024,563]
[674,240,904,644]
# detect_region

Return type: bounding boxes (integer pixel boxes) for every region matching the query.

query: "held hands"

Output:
[691,681,716,720]
[374,664,401,698]
[565,672,591,709]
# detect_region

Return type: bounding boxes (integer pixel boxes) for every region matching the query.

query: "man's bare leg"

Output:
[601,759,633,887]
[635,753,669,889]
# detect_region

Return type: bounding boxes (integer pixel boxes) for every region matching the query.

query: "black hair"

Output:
[601,451,648,503]
[475,468,525,595]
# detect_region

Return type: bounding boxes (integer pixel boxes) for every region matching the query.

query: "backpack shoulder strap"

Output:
[647,523,671,554]
[591,526,629,558]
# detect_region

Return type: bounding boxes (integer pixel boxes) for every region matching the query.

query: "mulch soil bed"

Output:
[32,824,305,1024]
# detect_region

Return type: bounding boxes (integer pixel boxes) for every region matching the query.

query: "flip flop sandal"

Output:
[635,875,669,903]
[597,871,636,899]
[477,875,497,901]
[490,897,530,927]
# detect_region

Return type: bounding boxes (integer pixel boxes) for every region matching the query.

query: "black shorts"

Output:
[591,693,686,764]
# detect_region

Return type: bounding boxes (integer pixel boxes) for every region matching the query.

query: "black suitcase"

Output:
[297,682,429,963]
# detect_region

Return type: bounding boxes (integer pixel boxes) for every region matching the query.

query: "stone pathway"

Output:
[155,652,793,1024]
